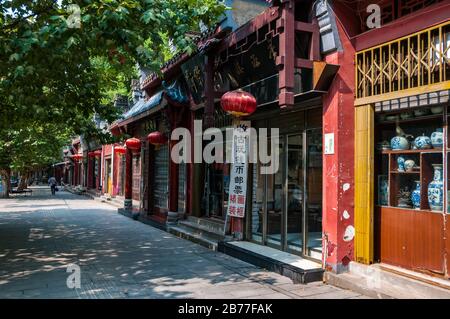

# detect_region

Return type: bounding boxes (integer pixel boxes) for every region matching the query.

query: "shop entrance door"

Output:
[250,129,323,259]
[202,163,230,220]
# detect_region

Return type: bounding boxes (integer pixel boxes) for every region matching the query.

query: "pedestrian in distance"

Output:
[48,176,57,195]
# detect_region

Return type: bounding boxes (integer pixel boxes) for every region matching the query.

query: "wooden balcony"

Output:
[355,21,450,106]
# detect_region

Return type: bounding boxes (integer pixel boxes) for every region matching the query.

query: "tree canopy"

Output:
[0,0,227,194]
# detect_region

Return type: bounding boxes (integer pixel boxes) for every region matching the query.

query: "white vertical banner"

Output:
[227,120,251,218]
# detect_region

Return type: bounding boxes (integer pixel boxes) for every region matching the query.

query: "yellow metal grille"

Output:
[356,21,450,101]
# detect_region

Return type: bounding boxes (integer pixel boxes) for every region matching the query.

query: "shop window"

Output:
[375,104,447,273]
[376,107,445,211]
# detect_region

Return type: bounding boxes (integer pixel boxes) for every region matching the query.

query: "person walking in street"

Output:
[48,176,57,195]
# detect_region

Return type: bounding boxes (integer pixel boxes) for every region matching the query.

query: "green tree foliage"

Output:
[0,0,226,196]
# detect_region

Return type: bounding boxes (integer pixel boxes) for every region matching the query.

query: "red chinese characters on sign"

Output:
[227,121,250,218]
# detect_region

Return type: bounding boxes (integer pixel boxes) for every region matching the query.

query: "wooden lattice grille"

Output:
[356,21,450,100]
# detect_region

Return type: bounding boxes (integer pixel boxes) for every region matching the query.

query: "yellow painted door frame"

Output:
[354,104,374,264]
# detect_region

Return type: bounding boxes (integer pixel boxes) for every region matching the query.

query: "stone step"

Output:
[324,261,450,299]
[185,216,226,234]
[167,225,219,251]
[178,220,225,241]
[218,241,324,284]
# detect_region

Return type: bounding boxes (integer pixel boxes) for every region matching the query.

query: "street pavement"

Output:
[0,187,370,299]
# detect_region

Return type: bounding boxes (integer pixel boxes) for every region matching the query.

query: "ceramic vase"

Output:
[428,164,444,211]
[431,128,443,148]
[380,178,389,206]
[391,136,410,150]
[414,134,432,149]
[397,156,405,172]
[404,159,415,172]
[411,181,421,209]
[431,106,443,114]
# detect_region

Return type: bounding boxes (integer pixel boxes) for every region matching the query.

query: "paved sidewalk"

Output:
[0,188,369,299]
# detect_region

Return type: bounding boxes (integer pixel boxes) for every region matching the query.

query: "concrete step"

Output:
[91,195,123,208]
[218,241,324,284]
[178,220,225,241]
[167,225,219,251]
[185,216,226,234]
[324,262,450,299]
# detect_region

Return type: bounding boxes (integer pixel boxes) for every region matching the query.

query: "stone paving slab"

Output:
[0,189,369,299]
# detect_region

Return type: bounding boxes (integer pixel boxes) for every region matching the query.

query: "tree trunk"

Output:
[17,171,28,191]
[0,168,11,198]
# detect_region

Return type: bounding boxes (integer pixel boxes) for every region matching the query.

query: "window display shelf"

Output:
[389,171,420,174]
[382,148,443,155]
[377,114,442,126]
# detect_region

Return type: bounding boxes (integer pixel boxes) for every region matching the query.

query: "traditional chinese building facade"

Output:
[59,0,450,283]
[340,0,450,279]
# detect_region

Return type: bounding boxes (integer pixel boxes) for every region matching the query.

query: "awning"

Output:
[122,90,164,121]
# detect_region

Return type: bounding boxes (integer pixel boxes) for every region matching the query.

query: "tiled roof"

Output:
[121,90,164,121]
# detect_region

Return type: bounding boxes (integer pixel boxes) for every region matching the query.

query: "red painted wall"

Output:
[322,20,355,272]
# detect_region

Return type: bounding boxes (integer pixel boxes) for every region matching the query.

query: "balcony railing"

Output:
[355,21,450,104]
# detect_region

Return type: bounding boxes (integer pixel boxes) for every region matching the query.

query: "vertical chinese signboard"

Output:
[226,120,251,218]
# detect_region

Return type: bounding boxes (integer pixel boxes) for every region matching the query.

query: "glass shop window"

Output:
[375,105,447,213]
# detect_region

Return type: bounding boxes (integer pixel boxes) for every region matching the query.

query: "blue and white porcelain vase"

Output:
[411,181,421,209]
[414,134,432,149]
[404,159,416,172]
[431,128,443,148]
[397,156,405,172]
[380,178,389,206]
[391,136,409,150]
[428,164,444,211]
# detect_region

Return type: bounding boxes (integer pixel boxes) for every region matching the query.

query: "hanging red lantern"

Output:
[72,154,83,161]
[114,146,126,155]
[147,131,167,148]
[220,89,257,117]
[125,137,141,153]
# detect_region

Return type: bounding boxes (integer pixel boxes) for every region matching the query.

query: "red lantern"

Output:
[220,89,257,117]
[125,137,141,153]
[147,131,167,148]
[114,146,126,155]
[72,154,83,161]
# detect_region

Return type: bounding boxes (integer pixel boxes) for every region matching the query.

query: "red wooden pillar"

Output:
[87,158,93,189]
[277,0,295,109]
[322,21,355,273]
[124,149,133,209]
[96,157,101,191]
